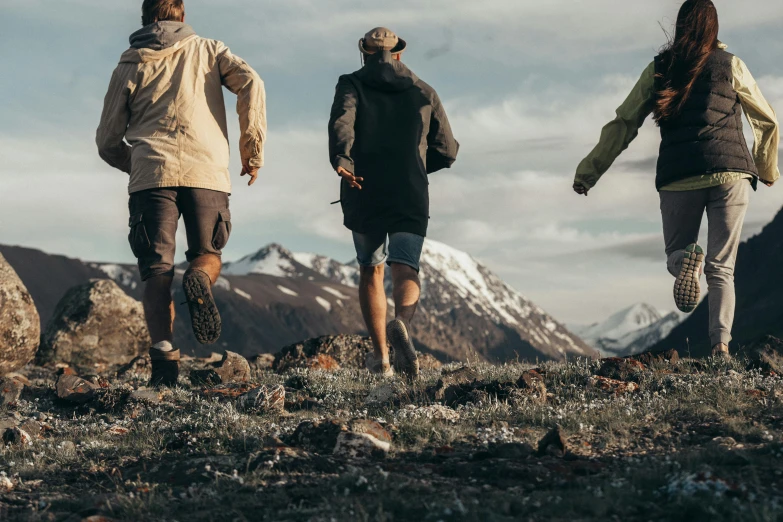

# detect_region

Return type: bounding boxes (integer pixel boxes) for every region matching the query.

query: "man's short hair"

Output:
[142,0,185,26]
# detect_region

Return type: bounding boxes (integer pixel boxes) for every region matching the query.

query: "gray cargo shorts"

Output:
[352,231,424,272]
[128,188,231,281]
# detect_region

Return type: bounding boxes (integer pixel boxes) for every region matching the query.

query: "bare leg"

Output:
[359,265,388,362]
[143,274,175,344]
[189,253,222,284]
[391,263,421,322]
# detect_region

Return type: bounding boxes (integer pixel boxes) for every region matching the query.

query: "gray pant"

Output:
[659,180,750,347]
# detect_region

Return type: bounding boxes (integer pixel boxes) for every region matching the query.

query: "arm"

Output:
[217,44,266,182]
[733,57,780,186]
[96,65,134,174]
[328,76,358,174]
[426,91,459,174]
[574,61,656,192]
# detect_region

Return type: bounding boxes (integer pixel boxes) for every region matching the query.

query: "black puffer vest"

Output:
[654,49,757,190]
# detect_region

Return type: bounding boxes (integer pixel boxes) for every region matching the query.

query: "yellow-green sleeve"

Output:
[574,61,656,189]
[732,56,780,184]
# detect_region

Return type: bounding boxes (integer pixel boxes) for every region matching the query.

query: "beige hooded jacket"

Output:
[96,24,266,194]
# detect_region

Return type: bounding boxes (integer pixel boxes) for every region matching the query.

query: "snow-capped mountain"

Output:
[226,240,595,362]
[571,303,686,357]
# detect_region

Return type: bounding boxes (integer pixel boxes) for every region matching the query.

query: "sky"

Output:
[1,0,782,326]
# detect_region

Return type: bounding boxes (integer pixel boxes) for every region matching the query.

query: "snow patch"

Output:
[234,288,252,300]
[277,285,299,297]
[315,296,332,312]
[322,286,351,299]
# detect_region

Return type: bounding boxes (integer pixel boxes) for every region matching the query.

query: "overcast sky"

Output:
[1,0,782,325]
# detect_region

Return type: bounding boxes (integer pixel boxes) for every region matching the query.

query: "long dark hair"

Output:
[653,0,720,123]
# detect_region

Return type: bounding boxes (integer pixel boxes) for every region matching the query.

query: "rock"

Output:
[439,379,518,407]
[742,336,783,374]
[107,425,130,436]
[274,335,373,372]
[517,370,547,403]
[427,366,479,402]
[537,425,567,457]
[0,377,25,406]
[333,419,392,459]
[0,253,41,375]
[0,475,13,492]
[334,431,391,459]
[3,427,32,446]
[55,374,98,404]
[588,375,640,395]
[237,385,286,413]
[190,351,251,385]
[306,354,341,371]
[631,349,680,366]
[289,419,348,454]
[216,351,252,382]
[597,357,645,380]
[710,436,738,448]
[249,353,276,371]
[417,353,443,371]
[0,415,20,432]
[38,279,149,368]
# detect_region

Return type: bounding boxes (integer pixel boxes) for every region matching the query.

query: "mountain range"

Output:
[0,240,596,363]
[570,303,686,357]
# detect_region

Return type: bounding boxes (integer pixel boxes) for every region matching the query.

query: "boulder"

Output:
[237,385,286,413]
[190,351,252,385]
[537,425,567,457]
[274,335,373,373]
[742,336,783,374]
[38,279,149,368]
[0,377,25,406]
[0,253,40,375]
[426,366,479,402]
[55,374,98,404]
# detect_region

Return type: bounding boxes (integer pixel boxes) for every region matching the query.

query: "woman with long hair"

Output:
[574,0,779,358]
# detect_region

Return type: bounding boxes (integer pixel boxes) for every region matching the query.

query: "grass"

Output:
[0,355,782,521]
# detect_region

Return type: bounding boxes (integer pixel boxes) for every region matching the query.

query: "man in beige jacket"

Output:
[96,0,266,386]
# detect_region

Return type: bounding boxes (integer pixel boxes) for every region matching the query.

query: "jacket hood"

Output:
[355,51,418,92]
[121,22,197,64]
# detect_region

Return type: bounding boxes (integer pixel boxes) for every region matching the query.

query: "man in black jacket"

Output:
[328,27,459,378]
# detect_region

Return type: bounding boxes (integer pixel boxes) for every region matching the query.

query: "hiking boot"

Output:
[365,352,394,378]
[149,347,180,387]
[674,244,704,313]
[182,268,221,344]
[711,343,731,360]
[387,319,419,377]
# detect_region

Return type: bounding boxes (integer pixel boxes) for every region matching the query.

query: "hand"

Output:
[241,162,259,186]
[337,166,363,190]
[761,179,775,187]
[573,182,589,196]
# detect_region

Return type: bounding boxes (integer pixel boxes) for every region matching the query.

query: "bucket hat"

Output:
[358,27,407,55]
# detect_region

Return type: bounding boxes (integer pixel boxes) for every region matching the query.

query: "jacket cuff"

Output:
[333,156,354,173]
[245,156,264,169]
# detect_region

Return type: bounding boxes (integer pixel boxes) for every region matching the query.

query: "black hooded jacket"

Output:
[328,52,459,237]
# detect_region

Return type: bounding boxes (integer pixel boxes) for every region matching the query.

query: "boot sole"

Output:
[183,270,222,344]
[387,319,419,377]
[674,244,704,313]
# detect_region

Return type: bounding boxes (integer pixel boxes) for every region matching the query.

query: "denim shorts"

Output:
[352,231,425,272]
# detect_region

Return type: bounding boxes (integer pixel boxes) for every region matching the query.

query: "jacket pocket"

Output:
[128,212,151,258]
[212,209,232,251]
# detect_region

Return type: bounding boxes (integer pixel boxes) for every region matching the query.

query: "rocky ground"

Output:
[1,342,783,522]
